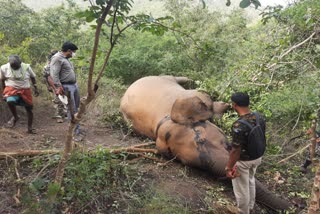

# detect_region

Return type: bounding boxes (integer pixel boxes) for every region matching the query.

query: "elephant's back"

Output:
[120,76,187,138]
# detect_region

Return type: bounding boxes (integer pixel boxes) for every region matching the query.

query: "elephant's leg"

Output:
[174,76,190,84]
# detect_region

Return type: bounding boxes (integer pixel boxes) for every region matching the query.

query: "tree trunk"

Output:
[308,118,320,213]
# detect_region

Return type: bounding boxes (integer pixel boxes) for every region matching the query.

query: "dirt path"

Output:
[0,98,140,153]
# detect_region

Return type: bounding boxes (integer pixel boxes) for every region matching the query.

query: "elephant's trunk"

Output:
[255,179,291,210]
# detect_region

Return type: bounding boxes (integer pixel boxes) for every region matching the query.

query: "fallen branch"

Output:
[5,155,22,204]
[277,143,310,164]
[110,147,158,154]
[130,142,156,148]
[0,150,60,158]
[128,152,164,163]
[0,143,157,158]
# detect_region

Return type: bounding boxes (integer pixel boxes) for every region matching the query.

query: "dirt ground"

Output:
[0,97,311,213]
[0,97,141,152]
[0,97,239,213]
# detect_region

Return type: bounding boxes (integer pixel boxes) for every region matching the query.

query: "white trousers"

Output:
[231,157,262,214]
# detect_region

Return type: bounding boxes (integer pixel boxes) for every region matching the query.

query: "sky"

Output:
[259,0,291,7]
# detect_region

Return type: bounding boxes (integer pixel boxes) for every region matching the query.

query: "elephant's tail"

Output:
[255,179,291,210]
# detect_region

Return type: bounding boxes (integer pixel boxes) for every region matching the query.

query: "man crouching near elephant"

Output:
[225,92,266,214]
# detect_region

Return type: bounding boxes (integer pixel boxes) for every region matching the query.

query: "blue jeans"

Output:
[62,83,80,135]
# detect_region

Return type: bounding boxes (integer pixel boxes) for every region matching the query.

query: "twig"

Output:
[6,156,22,204]
[131,152,164,163]
[0,150,60,158]
[157,156,177,167]
[279,32,316,60]
[130,142,156,148]
[35,162,52,179]
[281,133,305,150]
[292,87,306,130]
[277,144,310,164]
[110,147,157,154]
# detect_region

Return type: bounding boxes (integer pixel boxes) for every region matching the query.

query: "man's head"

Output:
[8,55,22,70]
[48,49,58,60]
[231,92,250,109]
[61,42,78,58]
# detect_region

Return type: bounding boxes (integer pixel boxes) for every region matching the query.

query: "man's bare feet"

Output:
[6,116,20,128]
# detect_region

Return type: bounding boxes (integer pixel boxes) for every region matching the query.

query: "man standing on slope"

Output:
[0,55,39,133]
[50,41,82,139]
[225,92,266,214]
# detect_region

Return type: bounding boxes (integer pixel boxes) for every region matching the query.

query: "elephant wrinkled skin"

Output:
[120,76,290,211]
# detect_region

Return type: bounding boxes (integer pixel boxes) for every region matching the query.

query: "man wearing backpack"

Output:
[225,92,266,214]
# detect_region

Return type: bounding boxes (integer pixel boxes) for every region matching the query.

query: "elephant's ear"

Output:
[171,96,213,125]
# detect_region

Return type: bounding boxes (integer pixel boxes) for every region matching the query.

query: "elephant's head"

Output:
[170,96,213,125]
[170,96,230,125]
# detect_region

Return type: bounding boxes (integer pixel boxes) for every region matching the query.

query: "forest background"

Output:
[0,0,320,213]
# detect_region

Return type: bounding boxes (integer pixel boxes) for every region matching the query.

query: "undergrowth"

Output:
[1,148,211,213]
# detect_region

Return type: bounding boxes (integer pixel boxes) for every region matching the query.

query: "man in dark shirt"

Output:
[225,92,266,214]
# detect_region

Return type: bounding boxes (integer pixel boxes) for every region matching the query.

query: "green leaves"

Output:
[239,0,251,8]
[75,9,98,22]
[239,0,261,9]
[96,0,107,5]
[251,0,261,9]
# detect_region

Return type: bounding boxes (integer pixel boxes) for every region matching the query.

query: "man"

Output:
[42,49,66,123]
[0,55,39,133]
[50,41,81,138]
[225,92,266,214]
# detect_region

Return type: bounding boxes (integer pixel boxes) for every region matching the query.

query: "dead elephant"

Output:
[120,75,290,211]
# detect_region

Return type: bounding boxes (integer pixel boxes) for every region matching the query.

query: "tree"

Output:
[49,0,171,206]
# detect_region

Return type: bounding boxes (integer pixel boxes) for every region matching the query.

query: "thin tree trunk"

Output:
[308,116,320,213]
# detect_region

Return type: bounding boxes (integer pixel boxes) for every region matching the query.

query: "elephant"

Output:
[120,75,290,211]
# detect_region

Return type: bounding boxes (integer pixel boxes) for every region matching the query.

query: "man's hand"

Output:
[226,168,234,179]
[226,165,240,179]
[55,86,64,95]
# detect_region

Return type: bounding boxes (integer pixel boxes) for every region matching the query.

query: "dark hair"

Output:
[61,42,78,52]
[231,92,250,107]
[48,49,58,60]
[8,55,22,69]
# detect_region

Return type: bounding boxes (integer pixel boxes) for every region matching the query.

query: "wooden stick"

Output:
[277,144,310,164]
[110,147,157,154]
[130,142,156,148]
[0,144,157,159]
[0,150,60,158]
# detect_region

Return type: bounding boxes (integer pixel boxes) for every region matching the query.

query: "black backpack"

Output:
[238,112,266,160]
